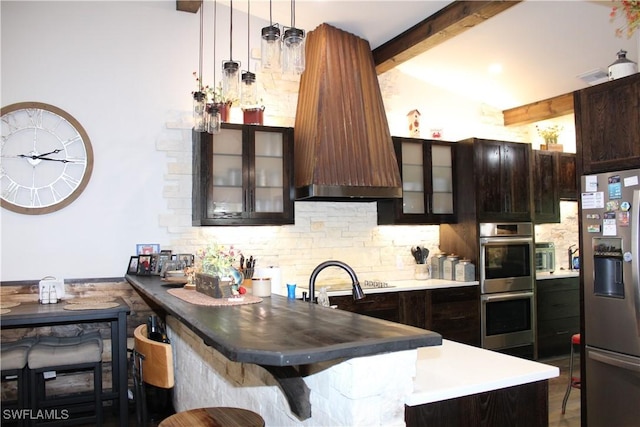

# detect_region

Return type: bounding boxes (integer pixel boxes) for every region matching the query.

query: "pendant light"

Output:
[193,4,206,131]
[207,0,221,134]
[282,0,305,75]
[260,0,281,71]
[222,0,240,104]
[241,0,257,108]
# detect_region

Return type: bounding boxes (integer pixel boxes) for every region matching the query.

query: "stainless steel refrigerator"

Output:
[581,168,640,427]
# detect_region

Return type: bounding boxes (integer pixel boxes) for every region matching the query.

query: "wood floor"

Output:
[93,355,582,427]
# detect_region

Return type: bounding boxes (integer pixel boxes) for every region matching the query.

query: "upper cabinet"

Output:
[192,124,295,226]
[378,137,456,225]
[574,73,640,175]
[457,138,532,223]
[557,153,578,201]
[532,150,560,224]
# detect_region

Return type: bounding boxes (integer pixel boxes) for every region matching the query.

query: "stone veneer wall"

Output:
[534,201,580,271]
[166,315,417,426]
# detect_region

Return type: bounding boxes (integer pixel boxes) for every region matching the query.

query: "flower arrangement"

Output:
[536,124,563,143]
[611,0,640,38]
[195,243,239,276]
[192,72,236,105]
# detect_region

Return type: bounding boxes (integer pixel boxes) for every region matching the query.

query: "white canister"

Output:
[455,259,475,282]
[252,277,271,297]
[608,50,638,80]
[442,255,460,281]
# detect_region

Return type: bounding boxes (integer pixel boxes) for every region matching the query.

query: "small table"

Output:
[1,298,131,427]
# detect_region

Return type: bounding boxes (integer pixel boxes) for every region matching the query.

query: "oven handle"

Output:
[480,237,534,246]
[482,291,534,302]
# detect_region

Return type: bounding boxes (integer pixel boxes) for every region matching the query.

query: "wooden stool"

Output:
[562,333,581,414]
[158,407,265,427]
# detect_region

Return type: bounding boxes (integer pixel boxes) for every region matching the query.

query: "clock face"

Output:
[1,102,94,215]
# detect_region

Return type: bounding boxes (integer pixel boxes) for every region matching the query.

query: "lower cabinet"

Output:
[536,277,580,359]
[331,286,480,346]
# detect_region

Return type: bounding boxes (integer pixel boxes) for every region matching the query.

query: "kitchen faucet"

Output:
[308,260,365,303]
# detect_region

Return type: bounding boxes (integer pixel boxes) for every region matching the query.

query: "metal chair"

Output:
[562,333,581,414]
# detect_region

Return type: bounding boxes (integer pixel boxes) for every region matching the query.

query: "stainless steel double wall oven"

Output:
[479,223,536,358]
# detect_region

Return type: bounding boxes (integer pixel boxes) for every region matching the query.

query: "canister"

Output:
[431,253,447,279]
[252,277,271,297]
[455,259,475,282]
[442,255,460,281]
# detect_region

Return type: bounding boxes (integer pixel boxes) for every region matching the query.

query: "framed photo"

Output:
[160,249,172,256]
[127,256,139,275]
[137,255,153,275]
[136,244,160,255]
[177,253,194,267]
[155,253,171,275]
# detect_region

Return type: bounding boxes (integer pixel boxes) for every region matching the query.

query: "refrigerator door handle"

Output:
[588,348,640,373]
[633,189,640,335]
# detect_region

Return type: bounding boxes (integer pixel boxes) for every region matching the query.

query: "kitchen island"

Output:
[126,275,557,426]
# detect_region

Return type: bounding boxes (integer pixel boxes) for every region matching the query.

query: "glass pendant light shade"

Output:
[206,104,221,134]
[283,27,305,75]
[241,71,258,107]
[222,60,240,104]
[193,91,206,131]
[261,25,282,71]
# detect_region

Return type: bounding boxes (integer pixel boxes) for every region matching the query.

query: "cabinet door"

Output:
[211,127,245,217]
[475,139,532,222]
[575,73,640,175]
[426,286,480,346]
[557,153,577,201]
[533,150,560,223]
[377,138,456,225]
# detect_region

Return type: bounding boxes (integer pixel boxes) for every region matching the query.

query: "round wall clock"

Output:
[1,102,94,215]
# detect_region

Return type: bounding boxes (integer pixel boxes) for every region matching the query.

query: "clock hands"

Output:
[34,157,78,163]
[17,149,63,160]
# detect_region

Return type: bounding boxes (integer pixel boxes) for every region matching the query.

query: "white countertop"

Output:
[536,270,580,280]
[406,339,559,406]
[274,278,479,298]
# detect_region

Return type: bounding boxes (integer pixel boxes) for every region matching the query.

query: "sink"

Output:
[299,282,395,291]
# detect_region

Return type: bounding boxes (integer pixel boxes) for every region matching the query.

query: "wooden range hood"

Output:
[294,23,402,201]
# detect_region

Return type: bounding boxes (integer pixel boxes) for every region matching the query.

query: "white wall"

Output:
[1,1,577,283]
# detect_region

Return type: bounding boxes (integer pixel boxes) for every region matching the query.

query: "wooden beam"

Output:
[372,1,521,74]
[502,92,575,126]
[176,0,201,13]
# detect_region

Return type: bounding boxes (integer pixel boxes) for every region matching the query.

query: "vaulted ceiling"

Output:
[178,1,639,126]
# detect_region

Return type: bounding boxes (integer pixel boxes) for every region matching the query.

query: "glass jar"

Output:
[193,91,206,131]
[206,104,221,135]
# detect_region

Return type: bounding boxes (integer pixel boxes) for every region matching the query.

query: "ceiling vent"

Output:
[577,68,609,86]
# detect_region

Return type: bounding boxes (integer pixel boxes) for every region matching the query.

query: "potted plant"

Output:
[193,243,243,298]
[192,72,235,122]
[536,124,564,151]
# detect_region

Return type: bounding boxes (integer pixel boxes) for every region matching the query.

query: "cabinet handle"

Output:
[555,330,569,335]
[449,316,466,320]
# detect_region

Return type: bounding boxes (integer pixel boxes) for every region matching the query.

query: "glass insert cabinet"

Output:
[378,137,456,225]
[192,123,294,225]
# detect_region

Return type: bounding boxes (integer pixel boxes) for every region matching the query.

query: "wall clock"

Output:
[1,102,94,215]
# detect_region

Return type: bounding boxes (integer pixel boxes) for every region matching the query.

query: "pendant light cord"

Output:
[213,0,217,84]
[291,0,295,28]
[247,0,250,67]
[229,0,234,61]
[198,4,204,91]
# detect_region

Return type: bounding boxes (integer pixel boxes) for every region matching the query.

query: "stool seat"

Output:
[571,333,580,345]
[28,331,102,369]
[1,337,37,370]
[159,407,265,427]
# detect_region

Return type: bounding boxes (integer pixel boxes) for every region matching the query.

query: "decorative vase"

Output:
[242,106,265,125]
[195,272,232,298]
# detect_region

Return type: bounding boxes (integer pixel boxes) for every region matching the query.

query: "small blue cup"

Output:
[286,283,296,299]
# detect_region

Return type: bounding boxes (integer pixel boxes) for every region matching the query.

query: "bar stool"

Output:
[158,407,265,427]
[1,337,37,425]
[562,333,581,414]
[28,331,103,426]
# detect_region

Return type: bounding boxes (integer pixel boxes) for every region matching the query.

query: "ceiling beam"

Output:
[502,92,574,126]
[372,1,521,74]
[176,0,201,13]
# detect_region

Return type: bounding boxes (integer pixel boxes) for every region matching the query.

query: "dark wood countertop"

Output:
[126,275,441,366]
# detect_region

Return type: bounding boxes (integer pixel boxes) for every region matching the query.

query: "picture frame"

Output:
[127,256,139,275]
[136,243,160,255]
[177,253,194,267]
[155,253,172,275]
[137,255,153,275]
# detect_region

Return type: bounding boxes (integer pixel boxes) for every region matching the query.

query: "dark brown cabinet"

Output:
[192,124,295,226]
[574,73,640,175]
[536,277,580,359]
[557,153,578,201]
[331,286,480,346]
[532,150,560,224]
[378,137,456,225]
[457,138,533,223]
